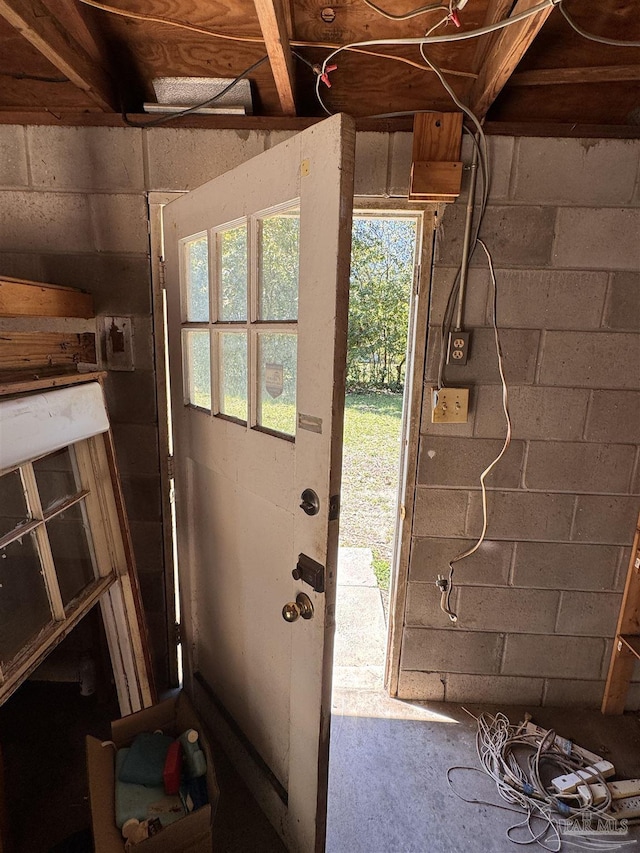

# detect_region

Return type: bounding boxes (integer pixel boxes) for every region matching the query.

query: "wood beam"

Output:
[253,0,296,116]
[470,0,556,118]
[509,64,640,87]
[0,0,116,111]
[471,0,514,76]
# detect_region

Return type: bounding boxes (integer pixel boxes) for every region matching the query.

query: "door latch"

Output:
[292,553,325,593]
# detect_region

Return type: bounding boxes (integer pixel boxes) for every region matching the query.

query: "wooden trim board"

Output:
[0,276,94,318]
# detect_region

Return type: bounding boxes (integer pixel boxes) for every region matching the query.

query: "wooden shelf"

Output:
[602,513,640,715]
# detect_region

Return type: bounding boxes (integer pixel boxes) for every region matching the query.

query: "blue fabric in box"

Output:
[118,731,174,786]
[115,748,186,829]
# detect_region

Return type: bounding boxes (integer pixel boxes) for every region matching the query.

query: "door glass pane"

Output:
[0,531,51,667]
[0,469,29,540]
[220,333,247,422]
[258,209,300,321]
[33,447,80,513]
[185,330,211,411]
[219,224,247,321]
[185,235,209,322]
[46,501,96,607]
[258,333,297,437]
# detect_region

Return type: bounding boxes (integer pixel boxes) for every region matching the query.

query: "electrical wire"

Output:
[440,240,512,622]
[75,0,476,82]
[0,71,68,83]
[558,2,640,48]
[360,0,450,22]
[121,56,269,127]
[448,712,637,851]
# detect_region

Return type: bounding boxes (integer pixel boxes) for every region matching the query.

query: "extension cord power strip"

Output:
[523,722,604,765]
[551,761,616,795]
[608,796,640,820]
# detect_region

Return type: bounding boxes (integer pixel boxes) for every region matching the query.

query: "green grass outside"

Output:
[341,392,403,589]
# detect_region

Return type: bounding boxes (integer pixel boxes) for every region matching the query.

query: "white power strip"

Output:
[608,780,640,800]
[552,761,616,795]
[609,796,640,820]
[577,783,608,806]
[524,721,604,765]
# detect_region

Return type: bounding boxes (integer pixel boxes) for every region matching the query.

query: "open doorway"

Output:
[333,210,421,699]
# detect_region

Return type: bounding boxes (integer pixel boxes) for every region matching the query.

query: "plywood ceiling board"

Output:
[0,0,117,110]
[489,80,640,125]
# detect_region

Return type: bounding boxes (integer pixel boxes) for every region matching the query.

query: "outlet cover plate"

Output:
[432,387,469,423]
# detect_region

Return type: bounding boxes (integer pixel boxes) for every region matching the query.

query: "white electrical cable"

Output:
[559,3,640,48]
[448,712,637,852]
[439,240,512,622]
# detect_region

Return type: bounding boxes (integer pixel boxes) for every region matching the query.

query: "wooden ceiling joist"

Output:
[509,64,640,87]
[0,0,116,111]
[470,0,556,118]
[253,0,296,116]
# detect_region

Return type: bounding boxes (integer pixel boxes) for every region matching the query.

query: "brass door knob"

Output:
[282,592,314,623]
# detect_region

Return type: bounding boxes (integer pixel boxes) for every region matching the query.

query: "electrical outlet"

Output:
[609,796,640,820]
[447,331,470,365]
[431,387,469,423]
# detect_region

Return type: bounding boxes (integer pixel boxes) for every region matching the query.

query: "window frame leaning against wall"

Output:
[0,379,153,714]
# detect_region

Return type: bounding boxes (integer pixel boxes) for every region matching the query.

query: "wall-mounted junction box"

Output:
[431,387,469,423]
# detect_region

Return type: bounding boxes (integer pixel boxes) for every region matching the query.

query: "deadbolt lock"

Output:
[282,592,314,623]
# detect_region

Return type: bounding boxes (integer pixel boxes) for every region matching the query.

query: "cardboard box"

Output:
[87,691,219,852]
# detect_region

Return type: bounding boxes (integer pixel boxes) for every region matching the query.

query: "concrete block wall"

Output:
[0,125,409,690]
[399,136,640,709]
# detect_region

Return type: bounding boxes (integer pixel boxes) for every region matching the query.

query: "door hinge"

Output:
[174,622,182,645]
[159,257,166,289]
[167,455,175,479]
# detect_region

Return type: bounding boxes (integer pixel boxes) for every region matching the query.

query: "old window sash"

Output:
[0,381,153,715]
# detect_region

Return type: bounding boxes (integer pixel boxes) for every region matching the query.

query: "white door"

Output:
[163,115,355,852]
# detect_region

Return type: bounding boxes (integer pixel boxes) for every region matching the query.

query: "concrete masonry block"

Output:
[112,424,160,477]
[429,266,489,328]
[405,581,459,629]
[27,127,144,191]
[0,126,28,187]
[572,495,640,545]
[543,679,604,709]
[131,315,155,371]
[467,490,575,542]
[138,570,167,615]
[525,441,636,494]
[35,253,152,315]
[585,391,640,444]
[103,370,157,425]
[89,194,149,254]
[418,435,524,488]
[409,537,513,586]
[512,542,620,591]
[615,547,633,591]
[456,586,560,633]
[120,475,162,523]
[502,634,606,680]
[129,521,164,574]
[474,385,589,441]
[555,591,622,637]
[539,331,640,390]
[0,252,47,282]
[413,488,469,538]
[603,271,640,332]
[435,204,556,268]
[426,327,539,386]
[487,136,515,201]
[387,132,412,196]
[512,138,639,206]
[263,131,298,149]
[0,191,93,253]
[493,269,608,330]
[144,128,267,191]
[445,674,544,706]
[401,628,503,674]
[396,671,445,701]
[354,133,388,196]
[553,208,640,271]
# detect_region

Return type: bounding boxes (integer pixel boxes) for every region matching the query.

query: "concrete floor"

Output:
[327,547,640,853]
